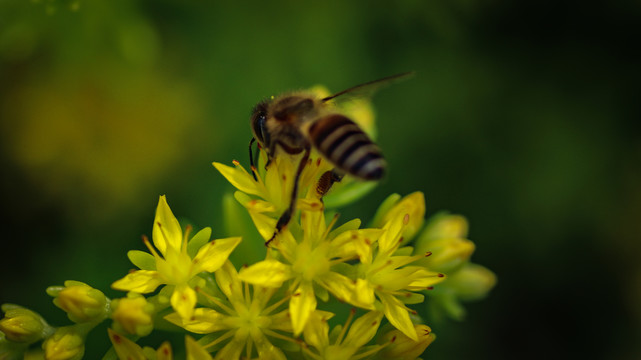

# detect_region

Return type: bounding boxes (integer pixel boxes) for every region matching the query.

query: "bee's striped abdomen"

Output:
[309,114,386,180]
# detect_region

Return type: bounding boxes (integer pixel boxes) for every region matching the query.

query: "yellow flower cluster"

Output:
[0,87,495,360]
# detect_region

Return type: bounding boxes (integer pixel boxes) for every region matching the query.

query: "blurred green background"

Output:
[1,0,640,358]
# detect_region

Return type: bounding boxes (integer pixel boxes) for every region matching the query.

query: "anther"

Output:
[425,251,432,257]
[390,336,397,343]
[438,273,445,277]
[232,160,240,166]
[403,213,410,225]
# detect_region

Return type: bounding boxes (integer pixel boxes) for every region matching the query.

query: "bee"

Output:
[249,72,413,245]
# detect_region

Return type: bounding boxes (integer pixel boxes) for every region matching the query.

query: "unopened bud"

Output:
[0,305,49,343]
[48,281,108,323]
[416,237,476,273]
[42,326,85,360]
[447,263,497,301]
[111,293,154,336]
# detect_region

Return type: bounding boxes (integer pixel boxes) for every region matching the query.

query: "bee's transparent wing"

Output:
[321,71,415,103]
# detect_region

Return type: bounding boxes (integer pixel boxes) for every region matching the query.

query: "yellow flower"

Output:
[213,154,330,241]
[357,197,446,341]
[378,324,436,360]
[238,207,382,335]
[302,309,386,360]
[165,261,291,360]
[111,293,155,336]
[47,281,108,323]
[112,195,241,320]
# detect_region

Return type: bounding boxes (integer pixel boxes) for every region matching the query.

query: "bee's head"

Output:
[250,99,271,148]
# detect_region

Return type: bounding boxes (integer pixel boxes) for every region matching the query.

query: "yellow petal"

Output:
[343,311,383,348]
[214,261,242,300]
[111,270,163,293]
[192,237,241,274]
[186,335,213,360]
[377,192,425,242]
[290,281,317,336]
[166,308,227,334]
[171,283,197,320]
[378,292,417,341]
[353,279,376,308]
[108,328,146,360]
[318,272,373,309]
[303,311,330,351]
[250,331,287,360]
[213,161,262,197]
[234,191,276,213]
[378,213,406,254]
[238,259,293,288]
[156,342,173,360]
[152,195,183,254]
[247,209,277,241]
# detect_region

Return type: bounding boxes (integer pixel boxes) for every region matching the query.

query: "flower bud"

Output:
[416,237,476,273]
[110,294,154,336]
[416,213,468,244]
[0,305,48,343]
[42,326,85,360]
[48,281,108,323]
[447,263,497,301]
[373,192,426,242]
[378,324,435,360]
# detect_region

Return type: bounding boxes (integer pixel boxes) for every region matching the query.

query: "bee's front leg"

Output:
[265,146,311,247]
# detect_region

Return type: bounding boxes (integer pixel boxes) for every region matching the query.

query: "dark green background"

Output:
[1,0,639,358]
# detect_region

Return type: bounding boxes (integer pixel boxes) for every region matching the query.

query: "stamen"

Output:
[328,255,358,266]
[142,235,161,259]
[335,308,356,345]
[321,213,340,241]
[262,293,291,316]
[425,251,432,257]
[195,288,235,315]
[204,330,235,350]
[352,344,385,360]
[244,280,251,305]
[262,328,304,347]
[182,224,193,252]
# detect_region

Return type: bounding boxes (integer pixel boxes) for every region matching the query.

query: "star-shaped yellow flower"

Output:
[165,261,291,360]
[237,207,382,336]
[357,193,446,341]
[112,195,241,320]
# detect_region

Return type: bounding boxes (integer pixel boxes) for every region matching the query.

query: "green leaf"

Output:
[187,227,212,257]
[324,180,379,209]
[127,250,156,270]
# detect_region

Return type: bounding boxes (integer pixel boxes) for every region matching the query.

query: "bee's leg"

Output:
[249,137,258,181]
[316,169,345,199]
[265,147,311,246]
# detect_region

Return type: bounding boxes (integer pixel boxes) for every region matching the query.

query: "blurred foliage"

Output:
[1,0,640,359]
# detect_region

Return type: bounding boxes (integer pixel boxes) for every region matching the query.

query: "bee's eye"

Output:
[252,111,269,145]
